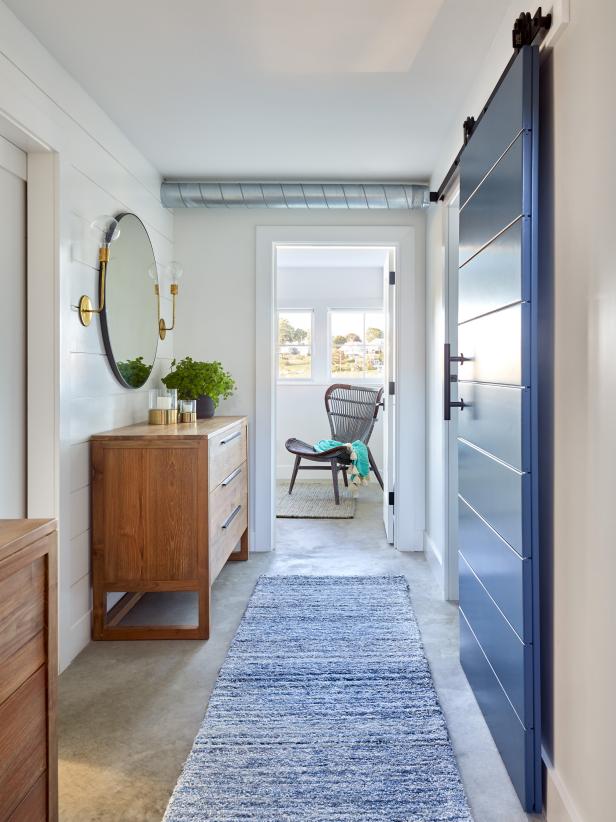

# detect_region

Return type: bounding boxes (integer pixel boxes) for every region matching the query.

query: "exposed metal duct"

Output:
[161,181,430,209]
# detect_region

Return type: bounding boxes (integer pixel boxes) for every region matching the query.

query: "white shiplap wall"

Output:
[62,167,174,667]
[0,1,174,670]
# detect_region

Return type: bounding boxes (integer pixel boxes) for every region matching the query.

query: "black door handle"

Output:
[444,343,468,421]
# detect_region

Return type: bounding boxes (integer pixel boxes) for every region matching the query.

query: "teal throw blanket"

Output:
[314,439,370,487]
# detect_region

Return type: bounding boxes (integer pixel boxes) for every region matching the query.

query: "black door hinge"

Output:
[389,270,395,285]
[388,381,395,396]
[388,491,395,507]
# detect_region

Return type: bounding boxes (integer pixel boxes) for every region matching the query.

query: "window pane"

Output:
[278,311,312,379]
[330,311,364,376]
[330,310,384,379]
[365,311,385,377]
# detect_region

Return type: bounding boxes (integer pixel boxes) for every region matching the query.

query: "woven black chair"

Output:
[285,383,384,505]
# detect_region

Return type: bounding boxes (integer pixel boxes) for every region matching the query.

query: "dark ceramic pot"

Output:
[196,395,215,419]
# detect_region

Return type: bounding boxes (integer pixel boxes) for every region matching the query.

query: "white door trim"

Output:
[0,114,59,520]
[26,152,60,519]
[0,133,27,180]
[255,225,424,553]
[382,250,396,543]
[443,185,460,600]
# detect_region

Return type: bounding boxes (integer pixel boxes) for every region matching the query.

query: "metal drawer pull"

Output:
[222,467,242,487]
[221,504,242,530]
[220,430,241,446]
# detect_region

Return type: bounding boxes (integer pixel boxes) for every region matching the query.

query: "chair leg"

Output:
[289,456,301,494]
[342,467,348,487]
[368,448,384,490]
[331,458,340,505]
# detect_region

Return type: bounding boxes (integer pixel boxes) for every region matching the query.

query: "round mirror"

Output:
[101,213,159,388]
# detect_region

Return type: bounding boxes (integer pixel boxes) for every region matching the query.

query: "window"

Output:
[277,310,312,379]
[330,310,385,379]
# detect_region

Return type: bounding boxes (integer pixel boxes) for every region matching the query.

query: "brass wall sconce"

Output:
[78,216,120,326]
[148,262,183,340]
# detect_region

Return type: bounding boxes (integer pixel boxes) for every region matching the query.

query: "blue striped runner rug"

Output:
[164,575,472,821]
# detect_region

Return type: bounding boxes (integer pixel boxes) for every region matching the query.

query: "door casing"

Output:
[443,185,460,601]
[255,225,424,553]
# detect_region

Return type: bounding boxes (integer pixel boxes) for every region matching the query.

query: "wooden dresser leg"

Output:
[198,584,211,640]
[92,579,106,640]
[228,528,249,562]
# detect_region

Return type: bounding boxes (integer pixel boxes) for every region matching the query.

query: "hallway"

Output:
[58,486,536,821]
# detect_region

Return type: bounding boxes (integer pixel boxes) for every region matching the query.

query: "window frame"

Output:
[276,308,315,382]
[328,308,385,384]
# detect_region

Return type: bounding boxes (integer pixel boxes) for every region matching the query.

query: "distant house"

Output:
[339,338,383,357]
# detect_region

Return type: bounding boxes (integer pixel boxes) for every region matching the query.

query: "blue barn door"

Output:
[452,45,541,812]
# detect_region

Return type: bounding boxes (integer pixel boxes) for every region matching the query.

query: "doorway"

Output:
[274,245,392,537]
[0,133,27,518]
[255,225,424,554]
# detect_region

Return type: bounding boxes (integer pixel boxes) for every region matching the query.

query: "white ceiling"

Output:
[5,0,511,181]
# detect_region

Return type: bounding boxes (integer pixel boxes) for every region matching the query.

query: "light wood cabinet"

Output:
[0,519,57,822]
[90,417,248,640]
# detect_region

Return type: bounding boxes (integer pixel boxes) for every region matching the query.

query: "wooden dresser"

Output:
[91,416,248,640]
[0,519,57,822]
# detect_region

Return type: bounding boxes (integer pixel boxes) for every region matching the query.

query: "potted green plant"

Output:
[162,357,235,418]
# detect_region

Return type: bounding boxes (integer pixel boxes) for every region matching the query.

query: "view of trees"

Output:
[278,313,312,378]
[278,317,309,346]
[278,311,384,380]
[331,315,384,377]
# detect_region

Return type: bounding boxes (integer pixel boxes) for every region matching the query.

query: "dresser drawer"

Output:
[7,773,46,821]
[208,423,246,489]
[0,556,46,703]
[0,668,47,820]
[209,463,248,583]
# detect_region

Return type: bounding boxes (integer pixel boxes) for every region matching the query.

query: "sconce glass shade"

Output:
[147,264,159,284]
[167,261,184,285]
[153,261,184,286]
[91,215,120,246]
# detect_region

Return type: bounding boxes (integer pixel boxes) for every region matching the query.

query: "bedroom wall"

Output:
[0,1,174,670]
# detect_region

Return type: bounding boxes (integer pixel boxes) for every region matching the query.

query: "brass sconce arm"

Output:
[78,246,109,326]
[157,282,178,340]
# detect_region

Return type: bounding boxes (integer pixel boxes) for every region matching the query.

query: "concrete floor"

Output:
[59,484,540,821]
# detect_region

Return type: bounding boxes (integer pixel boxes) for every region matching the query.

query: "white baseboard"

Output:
[395,529,424,552]
[60,610,91,673]
[542,749,584,822]
[423,531,444,590]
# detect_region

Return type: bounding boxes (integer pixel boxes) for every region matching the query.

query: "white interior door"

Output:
[382,249,395,543]
[0,134,27,517]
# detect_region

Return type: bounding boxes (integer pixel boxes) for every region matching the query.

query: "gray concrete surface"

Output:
[58,484,539,821]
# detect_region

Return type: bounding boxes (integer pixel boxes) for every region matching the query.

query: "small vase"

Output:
[179,399,197,423]
[196,395,215,419]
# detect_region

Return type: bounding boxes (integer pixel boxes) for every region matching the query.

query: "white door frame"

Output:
[0,114,59,520]
[382,250,396,543]
[255,225,424,553]
[443,185,460,600]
